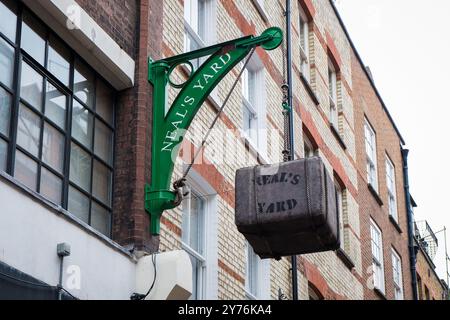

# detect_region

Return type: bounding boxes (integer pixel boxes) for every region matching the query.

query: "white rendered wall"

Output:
[0,175,137,299]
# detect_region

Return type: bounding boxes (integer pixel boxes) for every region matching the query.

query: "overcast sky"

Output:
[335,0,450,283]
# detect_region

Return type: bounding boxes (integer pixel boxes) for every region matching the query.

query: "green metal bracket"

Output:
[146,27,283,235]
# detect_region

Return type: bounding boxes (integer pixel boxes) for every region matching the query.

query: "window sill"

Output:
[368,184,384,206]
[299,73,320,105]
[374,287,387,300]
[251,0,269,22]
[0,171,134,260]
[244,289,258,300]
[336,248,355,271]
[181,242,206,263]
[389,215,403,234]
[330,124,347,150]
[239,129,270,165]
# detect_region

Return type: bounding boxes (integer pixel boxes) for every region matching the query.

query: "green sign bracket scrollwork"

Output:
[146,27,283,235]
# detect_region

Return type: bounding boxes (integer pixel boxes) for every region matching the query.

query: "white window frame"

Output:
[181,170,218,300]
[251,0,269,22]
[244,241,271,300]
[370,220,385,294]
[183,0,220,104]
[391,248,404,300]
[299,6,310,81]
[183,0,217,68]
[240,56,267,158]
[365,118,379,192]
[386,156,398,222]
[328,59,338,128]
[335,180,344,248]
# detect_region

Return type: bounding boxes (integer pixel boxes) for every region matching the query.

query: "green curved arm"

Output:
[146,28,283,235]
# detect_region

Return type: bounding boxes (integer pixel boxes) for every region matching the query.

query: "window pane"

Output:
[70,142,91,192]
[68,186,89,224]
[94,120,113,165]
[72,99,93,148]
[247,70,256,105]
[197,0,206,40]
[242,67,250,99]
[14,150,37,191]
[0,0,17,42]
[0,138,7,171]
[45,82,66,129]
[21,12,46,66]
[91,202,110,236]
[74,60,94,108]
[0,86,11,136]
[0,37,14,89]
[188,254,200,300]
[17,103,41,157]
[47,35,70,86]
[246,244,258,294]
[40,167,62,205]
[42,123,64,173]
[20,62,44,111]
[92,160,112,206]
[96,79,114,125]
[190,193,204,254]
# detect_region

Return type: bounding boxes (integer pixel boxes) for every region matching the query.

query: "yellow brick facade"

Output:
[159,0,363,300]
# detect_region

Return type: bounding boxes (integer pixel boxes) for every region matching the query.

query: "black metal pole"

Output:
[285,0,298,301]
[401,148,418,300]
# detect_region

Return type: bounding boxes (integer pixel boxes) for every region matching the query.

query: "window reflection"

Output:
[0,37,14,89]
[40,167,62,205]
[68,186,90,224]
[48,35,70,86]
[70,142,92,192]
[0,138,7,171]
[0,86,11,136]
[74,60,95,108]
[21,11,46,65]
[92,160,112,206]
[14,150,38,191]
[0,0,17,42]
[94,121,113,165]
[42,123,64,173]
[45,82,66,129]
[20,62,44,111]
[72,99,93,149]
[16,103,41,157]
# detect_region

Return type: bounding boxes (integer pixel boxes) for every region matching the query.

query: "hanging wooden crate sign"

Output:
[235,157,340,260]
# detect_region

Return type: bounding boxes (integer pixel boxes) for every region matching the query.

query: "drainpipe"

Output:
[285,0,298,301]
[401,148,418,300]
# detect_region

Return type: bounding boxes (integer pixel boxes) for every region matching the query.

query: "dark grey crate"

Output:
[235,157,340,260]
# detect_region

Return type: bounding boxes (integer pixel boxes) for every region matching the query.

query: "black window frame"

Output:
[0,0,116,238]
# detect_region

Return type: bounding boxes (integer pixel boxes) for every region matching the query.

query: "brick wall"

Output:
[416,246,447,300]
[351,50,413,300]
[75,0,137,58]
[158,0,363,300]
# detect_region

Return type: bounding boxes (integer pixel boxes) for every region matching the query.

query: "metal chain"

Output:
[173,47,257,192]
[282,84,291,162]
[277,0,291,162]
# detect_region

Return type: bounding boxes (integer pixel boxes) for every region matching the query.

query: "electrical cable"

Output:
[130,253,158,300]
[58,286,78,300]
